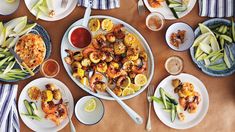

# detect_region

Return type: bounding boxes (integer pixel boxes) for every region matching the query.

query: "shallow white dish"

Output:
[153,73,209,129]
[143,0,196,20]
[18,78,74,132]
[75,96,104,125]
[165,22,195,51]
[60,15,154,100]
[24,0,77,21]
[0,0,20,15]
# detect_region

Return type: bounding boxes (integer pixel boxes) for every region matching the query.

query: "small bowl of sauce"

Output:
[68,26,92,49]
[146,12,165,31]
[40,59,60,78]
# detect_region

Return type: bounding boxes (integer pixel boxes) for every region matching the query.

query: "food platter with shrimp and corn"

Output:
[61,16,154,100]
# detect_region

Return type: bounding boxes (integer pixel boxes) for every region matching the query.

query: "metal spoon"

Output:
[89,71,143,125]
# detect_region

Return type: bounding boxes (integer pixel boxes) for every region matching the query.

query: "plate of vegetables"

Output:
[190,18,235,77]
[18,78,74,132]
[61,15,154,100]
[24,0,77,21]
[143,0,196,19]
[152,73,209,129]
[0,16,51,82]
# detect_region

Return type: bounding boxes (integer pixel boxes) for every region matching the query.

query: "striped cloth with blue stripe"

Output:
[0,84,19,132]
[78,0,120,10]
[199,0,234,17]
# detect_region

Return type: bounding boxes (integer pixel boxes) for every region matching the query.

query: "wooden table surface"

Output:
[1,0,235,132]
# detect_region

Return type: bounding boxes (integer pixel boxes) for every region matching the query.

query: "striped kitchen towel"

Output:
[199,0,234,17]
[78,0,120,10]
[0,84,20,132]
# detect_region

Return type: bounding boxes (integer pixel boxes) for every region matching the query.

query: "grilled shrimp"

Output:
[45,104,68,126]
[41,101,58,114]
[131,61,147,74]
[188,102,198,113]
[106,32,116,43]
[89,73,106,92]
[113,24,125,39]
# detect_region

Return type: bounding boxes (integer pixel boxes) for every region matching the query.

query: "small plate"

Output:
[165,22,195,51]
[0,0,20,15]
[75,96,104,125]
[143,0,196,20]
[24,0,77,21]
[18,78,74,132]
[153,73,209,129]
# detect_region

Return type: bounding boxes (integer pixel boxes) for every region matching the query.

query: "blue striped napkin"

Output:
[0,84,20,132]
[199,0,234,17]
[78,0,120,10]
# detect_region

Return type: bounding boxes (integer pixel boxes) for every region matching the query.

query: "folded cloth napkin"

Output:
[199,0,234,17]
[0,84,19,132]
[78,0,120,10]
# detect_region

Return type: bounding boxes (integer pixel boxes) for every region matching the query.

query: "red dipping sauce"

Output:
[70,27,92,48]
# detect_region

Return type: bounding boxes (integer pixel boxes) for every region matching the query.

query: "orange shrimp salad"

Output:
[64,18,148,96]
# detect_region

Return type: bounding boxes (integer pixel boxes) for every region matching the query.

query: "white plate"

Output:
[165,22,195,51]
[18,78,74,132]
[143,0,196,20]
[153,73,209,129]
[24,0,77,21]
[75,96,104,125]
[0,0,20,15]
[60,15,154,100]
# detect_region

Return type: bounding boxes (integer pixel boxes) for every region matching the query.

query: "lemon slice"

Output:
[101,19,113,31]
[88,18,100,32]
[129,83,141,92]
[5,0,15,3]
[134,74,147,86]
[122,87,135,96]
[120,77,131,89]
[81,77,89,86]
[84,98,96,112]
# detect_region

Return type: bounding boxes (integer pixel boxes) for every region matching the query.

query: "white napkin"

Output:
[0,84,19,132]
[78,0,120,10]
[199,0,234,17]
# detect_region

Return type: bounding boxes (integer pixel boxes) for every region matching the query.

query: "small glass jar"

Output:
[146,12,165,31]
[40,59,60,78]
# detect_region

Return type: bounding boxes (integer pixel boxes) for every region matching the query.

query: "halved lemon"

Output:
[88,18,100,32]
[122,87,135,96]
[5,0,15,3]
[119,77,131,89]
[84,98,96,112]
[124,33,136,47]
[101,18,113,31]
[129,83,141,92]
[134,74,147,86]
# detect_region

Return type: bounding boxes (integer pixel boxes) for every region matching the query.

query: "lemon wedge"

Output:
[122,87,135,96]
[81,77,89,86]
[101,18,113,31]
[84,98,96,112]
[134,74,147,87]
[89,18,100,32]
[129,83,141,92]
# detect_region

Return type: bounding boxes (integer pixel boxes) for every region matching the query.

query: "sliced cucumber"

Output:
[220,35,233,43]
[160,88,168,109]
[207,63,227,71]
[168,3,182,8]
[231,18,235,42]
[171,104,176,122]
[23,100,33,115]
[174,5,187,12]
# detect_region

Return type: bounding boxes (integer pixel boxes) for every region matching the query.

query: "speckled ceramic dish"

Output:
[190,18,235,77]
